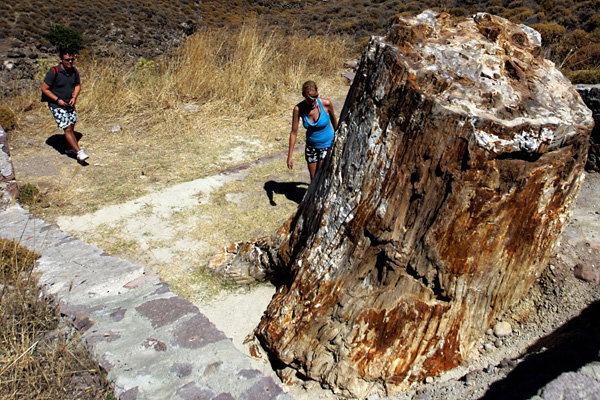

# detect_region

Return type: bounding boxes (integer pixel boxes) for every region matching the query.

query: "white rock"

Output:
[111,125,122,133]
[183,103,200,113]
[579,362,600,381]
[493,321,512,337]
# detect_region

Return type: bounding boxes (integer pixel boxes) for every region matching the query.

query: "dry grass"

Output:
[0,239,114,399]
[5,23,350,301]
[7,22,350,222]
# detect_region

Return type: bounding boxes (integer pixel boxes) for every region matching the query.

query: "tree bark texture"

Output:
[251,11,593,397]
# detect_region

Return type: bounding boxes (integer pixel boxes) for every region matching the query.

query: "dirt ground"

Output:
[7,107,600,398]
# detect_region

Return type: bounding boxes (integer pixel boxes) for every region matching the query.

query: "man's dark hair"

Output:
[59,50,74,59]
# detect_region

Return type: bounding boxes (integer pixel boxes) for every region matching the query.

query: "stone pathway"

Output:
[0,205,293,400]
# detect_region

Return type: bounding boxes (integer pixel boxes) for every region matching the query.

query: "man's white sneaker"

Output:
[77,149,89,161]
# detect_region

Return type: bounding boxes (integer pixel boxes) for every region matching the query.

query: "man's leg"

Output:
[64,124,81,152]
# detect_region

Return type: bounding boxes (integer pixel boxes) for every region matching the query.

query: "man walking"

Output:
[41,51,88,161]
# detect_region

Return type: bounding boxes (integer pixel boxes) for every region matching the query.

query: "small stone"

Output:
[493,321,512,337]
[183,103,200,113]
[275,136,282,141]
[484,342,495,351]
[7,50,25,58]
[425,376,434,384]
[494,338,503,347]
[344,59,360,69]
[111,125,122,133]
[573,263,600,284]
[486,328,494,335]
[141,337,167,352]
[485,364,495,373]
[464,372,476,386]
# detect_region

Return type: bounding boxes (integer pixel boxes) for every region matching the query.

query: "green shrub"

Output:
[564,69,600,84]
[18,183,40,206]
[44,24,83,54]
[530,22,566,45]
[0,105,17,131]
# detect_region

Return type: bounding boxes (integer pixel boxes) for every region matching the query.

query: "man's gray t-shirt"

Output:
[43,64,80,108]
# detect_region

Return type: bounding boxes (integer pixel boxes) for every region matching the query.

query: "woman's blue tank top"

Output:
[301,98,335,149]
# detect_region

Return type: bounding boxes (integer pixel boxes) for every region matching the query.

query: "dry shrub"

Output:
[171,20,348,116]
[0,239,114,399]
[564,69,600,84]
[530,22,566,45]
[569,43,600,70]
[0,105,17,131]
[77,20,350,134]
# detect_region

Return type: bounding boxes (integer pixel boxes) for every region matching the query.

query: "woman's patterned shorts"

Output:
[305,145,329,164]
[49,105,77,130]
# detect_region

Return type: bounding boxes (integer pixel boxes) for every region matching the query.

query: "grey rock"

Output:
[539,372,600,400]
[7,50,26,58]
[573,263,600,284]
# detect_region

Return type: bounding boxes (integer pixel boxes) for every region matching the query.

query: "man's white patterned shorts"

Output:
[49,105,77,130]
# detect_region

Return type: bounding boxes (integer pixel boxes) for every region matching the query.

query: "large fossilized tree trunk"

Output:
[250,11,594,397]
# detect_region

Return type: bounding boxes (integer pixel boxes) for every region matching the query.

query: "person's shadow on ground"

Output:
[264,181,308,206]
[46,132,88,165]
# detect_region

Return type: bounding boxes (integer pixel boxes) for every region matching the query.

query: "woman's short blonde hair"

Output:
[302,81,318,97]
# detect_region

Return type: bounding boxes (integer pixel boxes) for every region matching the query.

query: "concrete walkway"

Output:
[0,205,293,400]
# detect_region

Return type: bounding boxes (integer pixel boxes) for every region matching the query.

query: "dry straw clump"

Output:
[80,19,348,125]
[0,239,113,399]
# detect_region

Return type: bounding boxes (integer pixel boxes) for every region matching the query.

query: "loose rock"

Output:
[494,321,513,338]
[573,263,600,284]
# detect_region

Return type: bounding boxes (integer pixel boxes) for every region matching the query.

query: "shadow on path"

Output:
[264,181,308,206]
[481,300,600,400]
[46,131,89,165]
[46,131,83,156]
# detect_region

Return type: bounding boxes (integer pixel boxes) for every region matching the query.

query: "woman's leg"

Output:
[307,162,318,180]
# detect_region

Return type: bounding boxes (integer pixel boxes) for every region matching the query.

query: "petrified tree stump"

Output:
[212,10,594,397]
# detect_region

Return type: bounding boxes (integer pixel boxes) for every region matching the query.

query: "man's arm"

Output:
[70,83,81,106]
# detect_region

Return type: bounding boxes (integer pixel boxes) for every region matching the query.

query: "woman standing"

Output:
[287,81,338,180]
